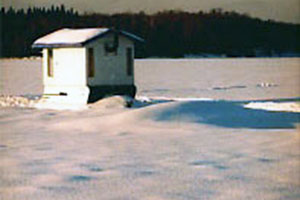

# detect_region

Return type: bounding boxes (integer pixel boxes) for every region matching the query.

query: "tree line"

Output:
[1,5,300,58]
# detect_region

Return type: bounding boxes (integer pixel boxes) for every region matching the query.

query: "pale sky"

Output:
[2,0,300,23]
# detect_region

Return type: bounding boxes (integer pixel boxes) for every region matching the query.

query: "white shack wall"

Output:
[85,34,134,86]
[43,48,86,87]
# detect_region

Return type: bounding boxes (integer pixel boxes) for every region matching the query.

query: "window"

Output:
[126,47,133,76]
[47,49,53,77]
[87,48,95,77]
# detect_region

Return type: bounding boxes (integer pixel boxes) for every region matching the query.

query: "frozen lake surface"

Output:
[0,58,299,200]
[135,58,300,100]
[1,57,300,100]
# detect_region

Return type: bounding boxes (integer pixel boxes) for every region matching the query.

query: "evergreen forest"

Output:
[1,5,299,58]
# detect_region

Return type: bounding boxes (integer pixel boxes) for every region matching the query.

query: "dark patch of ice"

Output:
[214,165,228,170]
[118,132,130,136]
[212,85,247,90]
[40,186,74,193]
[67,175,94,182]
[227,175,249,182]
[257,157,276,163]
[80,163,104,172]
[190,160,217,166]
[135,170,155,176]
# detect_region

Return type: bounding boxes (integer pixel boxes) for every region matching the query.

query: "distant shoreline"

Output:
[1,56,300,61]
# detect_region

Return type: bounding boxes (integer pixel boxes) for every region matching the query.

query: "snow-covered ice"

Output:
[245,101,300,113]
[0,58,300,200]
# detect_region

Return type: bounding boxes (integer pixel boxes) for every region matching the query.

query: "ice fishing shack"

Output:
[32,28,144,104]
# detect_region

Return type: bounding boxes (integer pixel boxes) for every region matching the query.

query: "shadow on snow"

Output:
[150,99,300,129]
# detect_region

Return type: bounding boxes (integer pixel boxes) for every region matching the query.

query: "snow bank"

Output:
[34,102,88,111]
[0,95,87,110]
[89,95,134,109]
[244,102,300,113]
[0,95,38,108]
[0,95,134,111]
[136,96,213,102]
[120,99,300,129]
[1,102,299,200]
